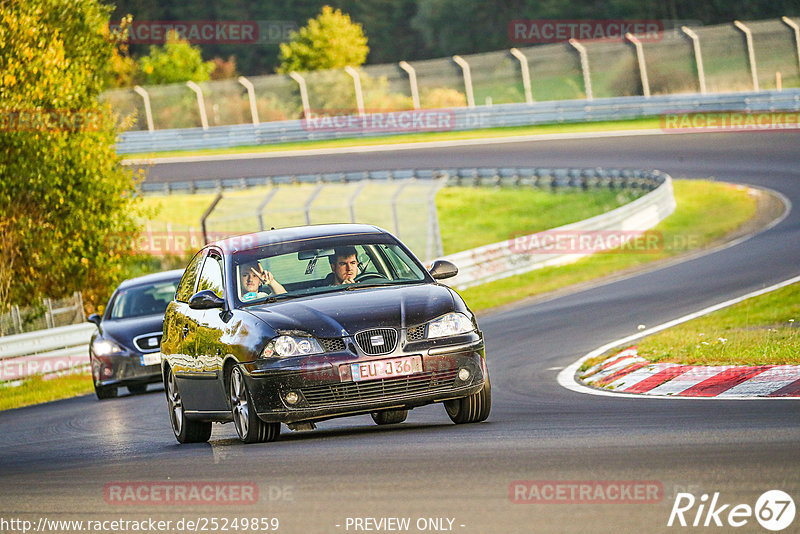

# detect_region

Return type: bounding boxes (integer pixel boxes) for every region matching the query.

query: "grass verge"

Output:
[636,282,800,366]
[0,373,93,411]
[458,180,759,312]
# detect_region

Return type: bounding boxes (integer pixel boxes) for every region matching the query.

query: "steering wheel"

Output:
[354,272,388,283]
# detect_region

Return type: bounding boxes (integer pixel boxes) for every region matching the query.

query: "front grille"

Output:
[319,337,346,353]
[406,325,425,342]
[299,368,459,408]
[355,328,397,355]
[133,332,162,353]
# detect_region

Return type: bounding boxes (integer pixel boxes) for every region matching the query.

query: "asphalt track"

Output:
[2,131,799,534]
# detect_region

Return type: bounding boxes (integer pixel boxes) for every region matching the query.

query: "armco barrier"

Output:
[0,323,95,383]
[2,167,674,379]
[116,90,800,154]
[440,170,675,289]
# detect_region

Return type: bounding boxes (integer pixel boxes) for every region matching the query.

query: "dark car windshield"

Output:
[108,280,180,319]
[233,236,428,306]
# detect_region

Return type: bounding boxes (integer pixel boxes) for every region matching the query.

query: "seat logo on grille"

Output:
[370,335,384,346]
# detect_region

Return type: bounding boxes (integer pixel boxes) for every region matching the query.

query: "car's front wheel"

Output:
[165,367,211,443]
[229,366,280,443]
[94,384,117,400]
[444,374,491,424]
[371,409,408,425]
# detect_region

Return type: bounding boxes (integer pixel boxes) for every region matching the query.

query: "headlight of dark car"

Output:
[92,338,124,356]
[261,334,324,358]
[426,312,475,339]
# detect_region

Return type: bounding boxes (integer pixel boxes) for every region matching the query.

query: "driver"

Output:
[328,246,358,285]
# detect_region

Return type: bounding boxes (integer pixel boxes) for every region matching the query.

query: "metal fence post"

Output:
[237,76,260,125]
[200,192,224,244]
[681,26,707,94]
[398,61,421,110]
[348,182,367,222]
[452,55,475,108]
[625,33,651,98]
[734,20,759,91]
[569,39,593,101]
[426,178,447,261]
[289,71,311,118]
[257,187,279,231]
[133,85,155,131]
[304,185,325,225]
[391,180,413,238]
[43,298,54,329]
[782,17,800,79]
[509,48,534,104]
[344,67,366,117]
[186,81,209,130]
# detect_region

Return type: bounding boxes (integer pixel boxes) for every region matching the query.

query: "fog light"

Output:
[458,368,471,381]
[284,391,300,405]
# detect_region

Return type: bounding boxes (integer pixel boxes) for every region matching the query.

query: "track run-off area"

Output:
[2,130,799,534]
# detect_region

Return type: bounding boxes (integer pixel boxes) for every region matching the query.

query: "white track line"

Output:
[557,273,800,400]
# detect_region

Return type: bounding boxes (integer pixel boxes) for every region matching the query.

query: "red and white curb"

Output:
[557,273,800,400]
[580,346,800,397]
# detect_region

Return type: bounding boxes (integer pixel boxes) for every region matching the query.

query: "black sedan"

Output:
[161,224,490,444]
[88,269,183,399]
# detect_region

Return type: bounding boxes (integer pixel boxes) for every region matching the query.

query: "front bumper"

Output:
[91,351,162,388]
[240,337,486,424]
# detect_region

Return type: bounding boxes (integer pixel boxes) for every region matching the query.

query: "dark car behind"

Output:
[88,269,183,399]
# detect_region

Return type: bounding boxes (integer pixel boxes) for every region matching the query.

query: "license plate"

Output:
[140,352,161,366]
[350,356,422,382]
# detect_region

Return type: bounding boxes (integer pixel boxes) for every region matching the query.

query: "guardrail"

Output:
[441,169,675,289]
[117,90,800,154]
[0,323,95,383]
[1,166,674,381]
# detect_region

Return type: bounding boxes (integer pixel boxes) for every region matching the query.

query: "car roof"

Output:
[212,224,389,253]
[116,268,185,290]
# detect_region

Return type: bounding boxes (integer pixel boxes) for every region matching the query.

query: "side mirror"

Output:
[428,259,458,280]
[189,290,225,310]
[88,313,101,326]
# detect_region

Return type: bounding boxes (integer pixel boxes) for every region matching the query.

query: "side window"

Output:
[175,251,204,303]
[197,253,224,298]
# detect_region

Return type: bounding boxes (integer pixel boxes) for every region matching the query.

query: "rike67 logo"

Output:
[668,490,795,531]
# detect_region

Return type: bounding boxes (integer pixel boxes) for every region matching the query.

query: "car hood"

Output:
[246,284,457,337]
[98,314,165,352]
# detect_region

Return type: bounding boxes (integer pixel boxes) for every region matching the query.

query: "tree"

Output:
[277,5,368,73]
[137,31,215,85]
[0,0,143,316]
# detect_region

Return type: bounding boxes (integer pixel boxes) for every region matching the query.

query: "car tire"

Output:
[444,374,491,424]
[165,367,211,443]
[127,384,148,395]
[371,409,408,425]
[229,366,280,444]
[94,384,117,400]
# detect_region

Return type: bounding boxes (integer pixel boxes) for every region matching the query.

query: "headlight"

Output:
[426,312,475,339]
[92,339,123,356]
[261,335,323,358]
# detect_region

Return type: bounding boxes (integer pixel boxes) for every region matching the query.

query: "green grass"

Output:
[437,188,642,254]
[637,282,800,366]
[123,117,664,159]
[458,180,758,311]
[0,372,94,411]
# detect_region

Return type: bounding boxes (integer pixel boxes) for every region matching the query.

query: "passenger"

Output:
[240,260,286,300]
[328,246,359,285]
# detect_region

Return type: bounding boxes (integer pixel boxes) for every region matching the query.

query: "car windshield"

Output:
[233,235,428,306]
[108,280,179,319]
